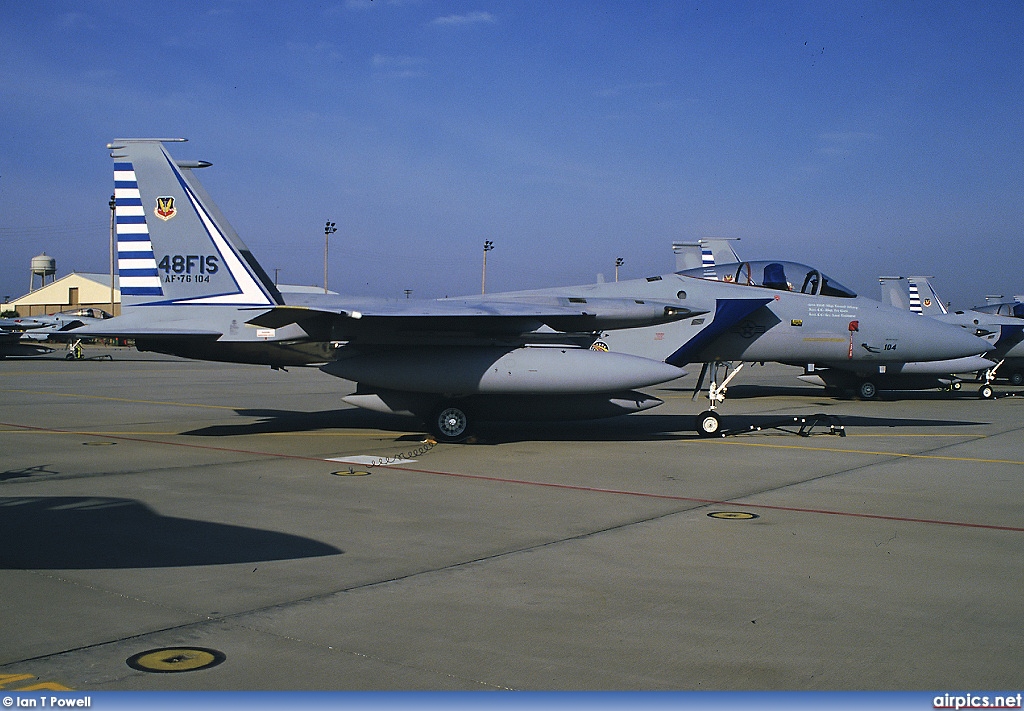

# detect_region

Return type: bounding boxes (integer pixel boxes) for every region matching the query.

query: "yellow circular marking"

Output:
[708,511,759,520]
[332,469,370,476]
[127,647,225,673]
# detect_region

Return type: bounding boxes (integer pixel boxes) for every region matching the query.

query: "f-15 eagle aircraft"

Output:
[0,320,54,358]
[600,239,995,424]
[975,295,1024,319]
[76,138,709,440]
[880,276,1024,391]
[75,139,989,440]
[570,258,991,432]
[1,308,114,358]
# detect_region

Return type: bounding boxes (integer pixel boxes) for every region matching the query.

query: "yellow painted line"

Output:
[0,388,238,410]
[17,682,73,691]
[0,371,79,376]
[716,440,1024,466]
[844,433,987,438]
[0,673,35,688]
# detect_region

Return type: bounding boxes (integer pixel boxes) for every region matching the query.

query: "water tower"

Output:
[29,253,56,292]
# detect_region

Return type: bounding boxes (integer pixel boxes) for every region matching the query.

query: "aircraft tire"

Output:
[979,384,994,400]
[857,380,878,400]
[430,402,473,443]
[1009,372,1024,386]
[696,410,722,438]
[951,381,962,390]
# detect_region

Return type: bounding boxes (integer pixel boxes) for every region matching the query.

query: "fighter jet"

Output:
[4,307,113,340]
[75,139,989,440]
[74,139,711,440]
[880,276,1024,390]
[0,321,54,358]
[0,308,114,358]
[975,295,1024,319]
[577,259,991,433]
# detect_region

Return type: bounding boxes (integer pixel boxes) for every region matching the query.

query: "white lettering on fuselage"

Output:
[807,303,858,318]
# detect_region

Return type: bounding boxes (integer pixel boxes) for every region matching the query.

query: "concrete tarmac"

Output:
[1,349,1022,690]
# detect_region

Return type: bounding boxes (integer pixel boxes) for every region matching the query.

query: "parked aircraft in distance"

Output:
[6,308,114,339]
[975,295,1024,319]
[74,139,991,439]
[0,321,54,358]
[881,276,1024,391]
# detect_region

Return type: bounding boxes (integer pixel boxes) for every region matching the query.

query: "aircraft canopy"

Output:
[678,260,857,298]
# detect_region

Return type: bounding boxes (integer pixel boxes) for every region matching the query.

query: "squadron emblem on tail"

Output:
[155,196,176,221]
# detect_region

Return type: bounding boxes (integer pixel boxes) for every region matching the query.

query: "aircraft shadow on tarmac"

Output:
[182,408,421,437]
[0,496,342,570]
[176,407,987,444]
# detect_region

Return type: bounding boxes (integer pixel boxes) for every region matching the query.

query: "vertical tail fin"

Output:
[878,276,912,311]
[108,139,282,309]
[672,238,742,275]
[907,277,948,315]
[879,276,948,315]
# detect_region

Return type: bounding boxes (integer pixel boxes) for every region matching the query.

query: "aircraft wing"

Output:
[245,298,706,343]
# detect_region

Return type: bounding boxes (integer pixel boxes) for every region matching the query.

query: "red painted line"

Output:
[5,421,1021,533]
[386,466,1024,533]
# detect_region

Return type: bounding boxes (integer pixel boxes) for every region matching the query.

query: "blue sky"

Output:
[1,1,1022,307]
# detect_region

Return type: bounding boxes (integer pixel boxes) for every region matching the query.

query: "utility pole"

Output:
[482,240,494,294]
[109,194,116,314]
[615,257,624,282]
[324,221,337,294]
[404,289,413,299]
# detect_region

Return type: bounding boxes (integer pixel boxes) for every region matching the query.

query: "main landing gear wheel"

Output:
[430,403,472,443]
[696,410,722,438]
[1010,372,1024,386]
[979,384,995,400]
[857,380,878,400]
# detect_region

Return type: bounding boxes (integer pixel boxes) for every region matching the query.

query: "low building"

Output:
[5,273,120,317]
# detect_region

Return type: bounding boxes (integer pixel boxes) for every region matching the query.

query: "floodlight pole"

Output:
[615,257,624,283]
[109,194,116,314]
[482,240,494,294]
[324,221,337,294]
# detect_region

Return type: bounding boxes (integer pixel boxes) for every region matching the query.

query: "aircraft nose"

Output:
[900,313,994,360]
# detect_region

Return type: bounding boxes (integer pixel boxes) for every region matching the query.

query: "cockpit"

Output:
[57,308,113,319]
[677,260,857,298]
[979,302,1024,318]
